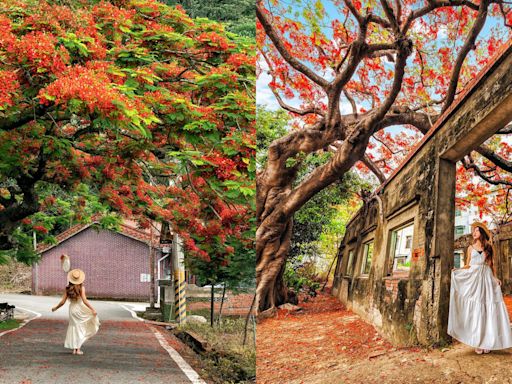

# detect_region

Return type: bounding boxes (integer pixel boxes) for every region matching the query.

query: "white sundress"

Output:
[64,297,100,349]
[448,247,512,350]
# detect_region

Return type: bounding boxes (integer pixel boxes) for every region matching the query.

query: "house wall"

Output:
[33,228,156,301]
[333,43,512,346]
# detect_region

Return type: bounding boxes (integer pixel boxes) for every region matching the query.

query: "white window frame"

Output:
[346,249,355,276]
[361,241,374,275]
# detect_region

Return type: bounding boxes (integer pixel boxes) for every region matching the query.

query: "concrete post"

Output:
[430,157,456,344]
[172,233,187,324]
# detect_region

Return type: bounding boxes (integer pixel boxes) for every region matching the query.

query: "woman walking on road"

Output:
[52,268,100,355]
[448,222,512,354]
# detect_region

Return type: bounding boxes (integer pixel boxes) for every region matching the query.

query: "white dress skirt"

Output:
[64,298,100,349]
[448,248,512,350]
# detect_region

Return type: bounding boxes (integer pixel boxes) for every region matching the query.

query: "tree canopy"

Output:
[163,0,255,37]
[0,0,255,272]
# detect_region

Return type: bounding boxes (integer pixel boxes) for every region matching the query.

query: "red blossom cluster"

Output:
[197,31,233,51]
[203,153,238,180]
[11,32,70,74]
[226,53,255,69]
[0,70,19,107]
[39,66,119,112]
[33,225,48,234]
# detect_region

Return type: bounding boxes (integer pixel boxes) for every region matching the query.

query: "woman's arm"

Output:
[458,246,472,270]
[491,265,501,285]
[52,291,67,312]
[80,287,97,315]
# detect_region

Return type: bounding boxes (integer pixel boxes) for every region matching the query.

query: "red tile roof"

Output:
[37,217,161,253]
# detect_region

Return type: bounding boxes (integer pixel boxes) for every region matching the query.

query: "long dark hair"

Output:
[473,226,493,268]
[66,283,82,301]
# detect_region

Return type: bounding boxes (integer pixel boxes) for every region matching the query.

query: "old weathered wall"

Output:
[333,42,512,346]
[495,223,512,294]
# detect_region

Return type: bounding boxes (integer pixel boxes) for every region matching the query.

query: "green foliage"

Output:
[186,216,256,292]
[163,0,255,37]
[0,319,21,331]
[256,106,289,168]
[0,181,121,265]
[257,106,375,294]
[284,257,320,297]
[291,156,370,255]
[316,203,361,278]
[178,318,256,383]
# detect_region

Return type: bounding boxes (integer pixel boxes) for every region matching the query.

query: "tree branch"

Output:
[370,37,413,125]
[261,50,325,116]
[497,123,512,134]
[256,1,329,88]
[403,0,479,33]
[462,154,512,186]
[343,90,358,115]
[475,145,512,173]
[0,104,50,131]
[376,110,436,134]
[379,0,400,34]
[342,0,365,25]
[361,154,387,183]
[441,0,490,113]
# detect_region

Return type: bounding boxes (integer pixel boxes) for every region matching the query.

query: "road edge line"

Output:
[119,303,144,321]
[119,303,206,384]
[150,327,207,384]
[0,306,42,338]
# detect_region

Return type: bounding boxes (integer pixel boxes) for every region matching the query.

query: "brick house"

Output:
[33,219,161,301]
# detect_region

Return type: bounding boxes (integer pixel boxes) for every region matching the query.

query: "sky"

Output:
[256,0,505,137]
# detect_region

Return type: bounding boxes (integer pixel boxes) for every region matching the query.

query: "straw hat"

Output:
[471,222,492,241]
[67,269,85,285]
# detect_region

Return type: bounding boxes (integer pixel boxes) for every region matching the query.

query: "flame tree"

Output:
[0,0,255,272]
[256,0,512,314]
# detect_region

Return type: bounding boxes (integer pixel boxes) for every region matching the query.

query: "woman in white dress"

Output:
[51,268,100,355]
[448,222,512,354]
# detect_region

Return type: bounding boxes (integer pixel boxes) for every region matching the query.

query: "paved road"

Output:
[0,293,147,321]
[0,294,205,384]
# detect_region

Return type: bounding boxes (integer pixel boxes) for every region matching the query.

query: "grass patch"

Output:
[187,308,212,319]
[178,317,256,384]
[0,319,21,331]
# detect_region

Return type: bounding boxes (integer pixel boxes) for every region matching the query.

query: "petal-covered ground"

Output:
[0,319,203,384]
[257,293,512,384]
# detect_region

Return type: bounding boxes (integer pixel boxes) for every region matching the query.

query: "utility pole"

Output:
[173,233,187,324]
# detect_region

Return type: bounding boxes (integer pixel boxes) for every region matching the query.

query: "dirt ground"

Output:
[0,261,31,293]
[257,292,512,384]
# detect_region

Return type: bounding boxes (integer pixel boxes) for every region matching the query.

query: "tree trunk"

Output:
[217,282,226,324]
[256,216,292,315]
[256,136,370,315]
[321,252,339,291]
[243,293,256,346]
